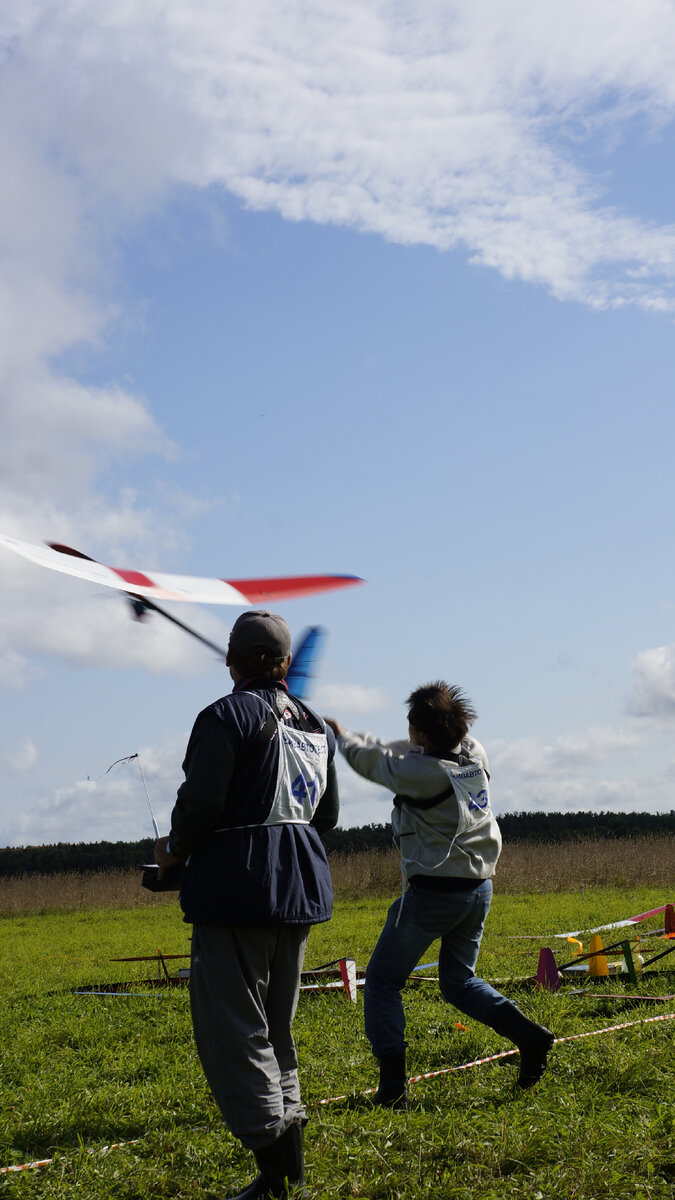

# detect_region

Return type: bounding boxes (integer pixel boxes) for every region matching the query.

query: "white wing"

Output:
[0,532,363,605]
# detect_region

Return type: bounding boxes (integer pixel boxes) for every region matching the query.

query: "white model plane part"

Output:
[0,532,363,606]
[555,904,671,940]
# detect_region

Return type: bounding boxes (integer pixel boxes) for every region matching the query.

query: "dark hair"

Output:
[406,681,477,755]
[227,645,290,681]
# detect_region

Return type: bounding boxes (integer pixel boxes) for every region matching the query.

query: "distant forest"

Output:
[0,810,673,877]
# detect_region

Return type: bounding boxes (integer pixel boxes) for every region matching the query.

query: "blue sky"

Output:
[2,1,675,846]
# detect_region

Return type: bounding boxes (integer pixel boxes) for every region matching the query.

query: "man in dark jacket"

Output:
[156,610,339,1199]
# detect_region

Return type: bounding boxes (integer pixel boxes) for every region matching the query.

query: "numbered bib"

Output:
[246,695,329,826]
[439,760,492,835]
[393,754,493,872]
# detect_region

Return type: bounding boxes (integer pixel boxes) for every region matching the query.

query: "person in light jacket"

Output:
[326,681,553,1109]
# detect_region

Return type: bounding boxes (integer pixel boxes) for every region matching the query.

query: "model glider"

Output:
[285,626,326,699]
[0,531,362,662]
[555,905,673,940]
[0,532,362,605]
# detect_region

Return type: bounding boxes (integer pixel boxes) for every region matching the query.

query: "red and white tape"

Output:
[314,1010,675,1104]
[0,1138,141,1174]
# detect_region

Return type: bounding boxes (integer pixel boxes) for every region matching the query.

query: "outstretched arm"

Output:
[331,726,450,800]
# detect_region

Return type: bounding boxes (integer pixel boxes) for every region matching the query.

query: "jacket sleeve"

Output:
[337,730,449,799]
[169,709,237,858]
[310,757,340,838]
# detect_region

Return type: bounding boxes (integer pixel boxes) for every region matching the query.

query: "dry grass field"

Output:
[329,834,675,898]
[0,834,672,915]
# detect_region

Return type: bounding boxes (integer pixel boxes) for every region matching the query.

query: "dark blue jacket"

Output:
[170,678,339,926]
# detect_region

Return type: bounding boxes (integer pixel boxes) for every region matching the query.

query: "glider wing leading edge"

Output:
[0,533,363,605]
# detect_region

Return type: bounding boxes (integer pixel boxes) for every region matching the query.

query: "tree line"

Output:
[0,810,673,877]
[322,810,675,852]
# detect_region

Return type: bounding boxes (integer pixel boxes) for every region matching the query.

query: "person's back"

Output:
[177,679,337,926]
[156,610,338,1199]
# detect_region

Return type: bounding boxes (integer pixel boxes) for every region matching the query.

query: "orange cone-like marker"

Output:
[588,934,609,977]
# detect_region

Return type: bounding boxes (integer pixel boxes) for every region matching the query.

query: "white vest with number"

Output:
[243,695,329,827]
[394,756,495,874]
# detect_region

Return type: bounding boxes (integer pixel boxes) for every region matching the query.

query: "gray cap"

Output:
[228,610,292,659]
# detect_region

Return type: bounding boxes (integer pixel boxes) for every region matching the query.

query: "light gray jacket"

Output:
[337,731,502,881]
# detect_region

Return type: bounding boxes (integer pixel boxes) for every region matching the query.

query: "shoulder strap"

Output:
[459,739,490,779]
[240,689,324,736]
[393,784,455,811]
[234,691,279,756]
[282,692,327,734]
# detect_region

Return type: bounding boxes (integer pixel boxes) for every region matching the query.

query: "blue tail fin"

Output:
[287,626,326,700]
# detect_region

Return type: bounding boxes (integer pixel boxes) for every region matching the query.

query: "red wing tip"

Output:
[314,574,365,586]
[225,574,365,603]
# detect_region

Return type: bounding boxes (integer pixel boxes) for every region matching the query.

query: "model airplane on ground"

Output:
[75,950,360,1001]
[0,531,362,661]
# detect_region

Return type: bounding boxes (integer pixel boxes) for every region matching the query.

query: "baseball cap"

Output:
[228,610,292,660]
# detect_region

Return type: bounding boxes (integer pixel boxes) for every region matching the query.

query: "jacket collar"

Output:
[233,676,289,694]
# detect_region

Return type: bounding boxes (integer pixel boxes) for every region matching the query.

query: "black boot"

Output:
[374,1050,408,1110]
[228,1122,306,1199]
[488,1000,555,1088]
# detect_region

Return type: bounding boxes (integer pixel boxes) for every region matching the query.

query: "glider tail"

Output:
[286,626,326,700]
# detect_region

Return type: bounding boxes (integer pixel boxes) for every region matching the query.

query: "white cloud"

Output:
[490,725,642,778]
[627,644,675,718]
[0,377,165,510]
[4,1,675,678]
[0,737,39,774]
[8,737,186,846]
[487,707,675,814]
[313,681,388,715]
[5,2,675,341]
[10,0,675,309]
[0,652,43,690]
[0,562,232,678]
[493,772,669,816]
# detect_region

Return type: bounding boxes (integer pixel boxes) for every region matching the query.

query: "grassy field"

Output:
[1,879,674,1198]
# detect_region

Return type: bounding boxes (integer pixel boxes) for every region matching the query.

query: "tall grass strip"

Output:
[2,837,674,915]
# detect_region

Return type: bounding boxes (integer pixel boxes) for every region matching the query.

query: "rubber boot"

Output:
[374,1050,408,1110]
[488,999,555,1088]
[228,1121,306,1199]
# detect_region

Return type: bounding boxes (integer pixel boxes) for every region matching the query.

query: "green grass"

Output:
[1,887,674,1198]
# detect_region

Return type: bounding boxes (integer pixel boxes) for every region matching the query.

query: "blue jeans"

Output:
[364,879,508,1058]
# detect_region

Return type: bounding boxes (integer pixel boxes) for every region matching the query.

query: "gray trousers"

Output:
[189,923,310,1150]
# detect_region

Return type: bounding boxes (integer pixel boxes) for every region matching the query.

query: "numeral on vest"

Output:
[291,771,319,811]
